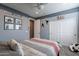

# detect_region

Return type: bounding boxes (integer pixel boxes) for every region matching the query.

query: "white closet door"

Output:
[49,18,77,46]
[49,21,61,43]
[34,20,40,38]
[60,18,77,46]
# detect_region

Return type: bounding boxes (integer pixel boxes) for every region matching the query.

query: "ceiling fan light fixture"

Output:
[35,11,39,14]
[34,3,47,14]
[40,5,44,10]
[34,3,45,10]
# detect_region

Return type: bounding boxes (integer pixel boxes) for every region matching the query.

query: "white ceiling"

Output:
[3,3,79,18]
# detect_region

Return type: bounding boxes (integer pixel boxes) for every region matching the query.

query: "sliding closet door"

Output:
[60,18,77,46]
[49,20,61,43]
[49,15,77,46]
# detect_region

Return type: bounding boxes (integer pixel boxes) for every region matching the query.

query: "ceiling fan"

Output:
[34,3,46,10]
[34,3,47,14]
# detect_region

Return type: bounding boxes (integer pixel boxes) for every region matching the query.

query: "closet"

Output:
[49,12,78,46]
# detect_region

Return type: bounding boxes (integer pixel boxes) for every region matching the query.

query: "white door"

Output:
[49,18,77,46]
[49,20,61,43]
[60,18,77,46]
[34,20,40,38]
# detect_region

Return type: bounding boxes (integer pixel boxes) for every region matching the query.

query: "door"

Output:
[60,18,77,46]
[49,20,61,43]
[30,20,34,39]
[34,20,40,38]
[49,18,77,46]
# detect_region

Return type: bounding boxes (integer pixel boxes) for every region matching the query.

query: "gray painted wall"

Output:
[40,19,49,39]
[0,9,30,41]
[40,16,60,39]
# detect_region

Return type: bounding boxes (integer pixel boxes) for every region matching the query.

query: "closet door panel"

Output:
[61,18,77,46]
[49,21,61,43]
[49,18,77,46]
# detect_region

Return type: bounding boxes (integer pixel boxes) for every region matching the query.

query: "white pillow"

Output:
[8,39,24,56]
[16,43,24,56]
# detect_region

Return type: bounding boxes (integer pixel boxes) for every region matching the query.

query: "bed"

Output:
[20,40,59,56]
[30,38,79,56]
[0,40,46,56]
[0,38,60,56]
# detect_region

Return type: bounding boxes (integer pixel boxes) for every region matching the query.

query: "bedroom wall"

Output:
[40,7,79,43]
[40,18,49,39]
[0,8,31,41]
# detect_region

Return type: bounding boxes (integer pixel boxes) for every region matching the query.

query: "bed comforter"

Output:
[31,38,60,55]
[21,40,58,56]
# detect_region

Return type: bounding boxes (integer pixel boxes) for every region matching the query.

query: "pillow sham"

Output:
[7,39,24,56]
